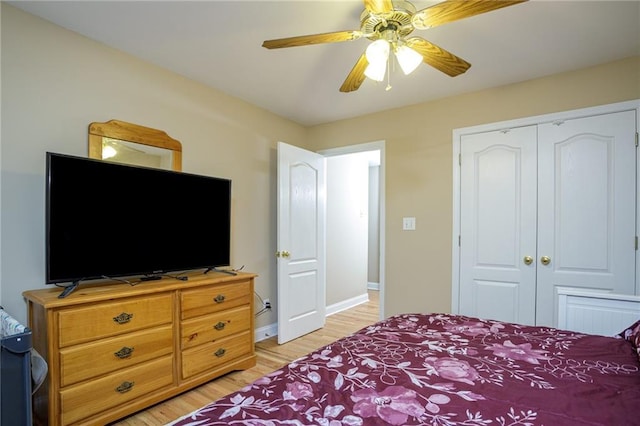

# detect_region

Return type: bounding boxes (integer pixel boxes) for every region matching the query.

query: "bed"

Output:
[169,313,640,426]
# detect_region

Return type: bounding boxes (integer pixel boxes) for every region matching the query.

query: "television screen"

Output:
[46,152,231,284]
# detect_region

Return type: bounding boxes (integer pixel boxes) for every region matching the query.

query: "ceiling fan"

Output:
[262,0,527,92]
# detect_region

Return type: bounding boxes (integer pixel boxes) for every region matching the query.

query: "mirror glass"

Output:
[101,138,174,169]
[88,120,182,171]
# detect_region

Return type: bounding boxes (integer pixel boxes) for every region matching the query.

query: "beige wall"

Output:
[0,4,305,326]
[306,56,640,317]
[326,153,369,306]
[2,3,639,327]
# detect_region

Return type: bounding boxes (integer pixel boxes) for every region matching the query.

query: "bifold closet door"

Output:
[459,125,538,325]
[535,110,637,327]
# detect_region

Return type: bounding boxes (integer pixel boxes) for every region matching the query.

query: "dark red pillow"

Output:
[618,319,640,360]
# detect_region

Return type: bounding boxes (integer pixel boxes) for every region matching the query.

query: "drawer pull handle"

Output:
[213,294,226,303]
[114,346,134,359]
[214,348,226,357]
[113,312,134,324]
[214,321,226,330]
[116,381,134,394]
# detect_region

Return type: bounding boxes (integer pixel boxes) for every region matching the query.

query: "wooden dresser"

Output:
[23,271,256,426]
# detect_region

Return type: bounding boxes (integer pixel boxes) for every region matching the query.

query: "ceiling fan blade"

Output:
[363,0,394,15]
[412,0,527,30]
[405,37,471,77]
[340,52,369,93]
[263,30,362,49]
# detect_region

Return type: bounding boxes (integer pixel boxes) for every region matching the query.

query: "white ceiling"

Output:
[10,0,640,126]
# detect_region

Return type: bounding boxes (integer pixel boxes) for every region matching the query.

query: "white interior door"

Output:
[459,126,538,325]
[535,110,637,326]
[277,142,326,344]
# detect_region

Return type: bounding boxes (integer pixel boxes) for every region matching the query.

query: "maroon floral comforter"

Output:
[170,313,640,426]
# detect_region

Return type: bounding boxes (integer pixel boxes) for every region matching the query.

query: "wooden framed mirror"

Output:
[88,119,182,171]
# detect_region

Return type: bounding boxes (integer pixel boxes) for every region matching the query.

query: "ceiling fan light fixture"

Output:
[364,61,387,82]
[364,39,390,81]
[365,39,390,64]
[395,44,422,75]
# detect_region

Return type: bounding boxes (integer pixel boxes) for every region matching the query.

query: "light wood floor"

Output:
[112,290,380,425]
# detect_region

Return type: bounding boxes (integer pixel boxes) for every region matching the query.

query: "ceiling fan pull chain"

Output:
[386,55,392,91]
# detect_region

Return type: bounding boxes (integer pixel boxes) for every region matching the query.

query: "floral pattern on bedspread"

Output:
[171,314,640,426]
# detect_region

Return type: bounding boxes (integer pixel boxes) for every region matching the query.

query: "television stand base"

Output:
[140,275,163,282]
[204,267,238,276]
[58,280,80,299]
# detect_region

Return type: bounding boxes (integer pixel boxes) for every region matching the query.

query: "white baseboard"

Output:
[254,291,371,343]
[326,292,369,317]
[368,281,379,290]
[254,322,278,343]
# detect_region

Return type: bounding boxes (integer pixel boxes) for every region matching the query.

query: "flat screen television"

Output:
[46,152,231,295]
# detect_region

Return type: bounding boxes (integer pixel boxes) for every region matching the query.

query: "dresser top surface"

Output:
[23,271,256,308]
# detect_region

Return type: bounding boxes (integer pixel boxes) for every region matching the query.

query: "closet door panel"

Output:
[459,126,538,325]
[536,110,636,327]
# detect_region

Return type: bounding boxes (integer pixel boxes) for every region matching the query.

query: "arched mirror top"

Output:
[88,119,182,171]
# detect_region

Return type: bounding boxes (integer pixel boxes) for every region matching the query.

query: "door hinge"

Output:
[635,236,638,251]
[458,235,461,247]
[458,153,461,166]
[635,132,638,147]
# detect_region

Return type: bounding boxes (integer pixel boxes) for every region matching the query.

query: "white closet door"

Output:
[536,110,637,327]
[459,126,538,325]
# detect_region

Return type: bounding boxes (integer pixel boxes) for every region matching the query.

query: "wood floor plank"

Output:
[111,290,379,425]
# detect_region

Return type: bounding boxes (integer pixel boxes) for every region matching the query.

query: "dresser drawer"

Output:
[181,280,251,319]
[60,355,173,425]
[181,331,251,379]
[58,294,173,347]
[60,324,173,387]
[181,305,250,350]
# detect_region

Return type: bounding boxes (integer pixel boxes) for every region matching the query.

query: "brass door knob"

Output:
[540,256,551,265]
[523,256,533,265]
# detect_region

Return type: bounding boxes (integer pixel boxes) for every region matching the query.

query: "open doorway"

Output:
[320,141,385,320]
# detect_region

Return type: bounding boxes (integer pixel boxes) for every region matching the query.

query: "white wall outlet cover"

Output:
[403,217,416,230]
